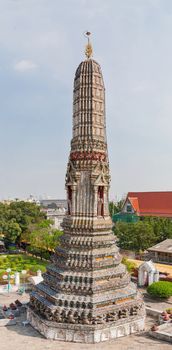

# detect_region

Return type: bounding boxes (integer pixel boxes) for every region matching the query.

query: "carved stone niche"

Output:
[97,186,104,217]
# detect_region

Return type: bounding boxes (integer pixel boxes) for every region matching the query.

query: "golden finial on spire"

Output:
[84,31,93,59]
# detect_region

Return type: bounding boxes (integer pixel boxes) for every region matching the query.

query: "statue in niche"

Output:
[97,186,104,216]
[67,186,72,215]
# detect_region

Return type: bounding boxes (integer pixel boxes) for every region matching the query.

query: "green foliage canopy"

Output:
[109,200,124,217]
[114,221,156,251]
[113,216,172,252]
[0,201,45,244]
[28,220,62,251]
[110,199,172,251]
[143,216,172,241]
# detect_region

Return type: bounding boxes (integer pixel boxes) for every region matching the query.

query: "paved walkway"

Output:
[144,296,172,311]
[0,291,29,306]
[0,292,171,350]
[0,285,18,294]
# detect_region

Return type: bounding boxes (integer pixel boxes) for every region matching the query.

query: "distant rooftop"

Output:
[148,239,172,253]
[126,191,172,217]
[40,199,67,210]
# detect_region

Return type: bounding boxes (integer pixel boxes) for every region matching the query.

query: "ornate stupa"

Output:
[27,33,145,343]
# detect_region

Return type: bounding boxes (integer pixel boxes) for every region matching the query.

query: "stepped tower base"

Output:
[27,308,145,343]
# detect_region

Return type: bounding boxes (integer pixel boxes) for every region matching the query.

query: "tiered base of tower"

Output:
[27,308,145,343]
[27,217,145,343]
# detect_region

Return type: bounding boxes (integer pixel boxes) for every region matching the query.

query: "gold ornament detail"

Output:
[85,31,93,59]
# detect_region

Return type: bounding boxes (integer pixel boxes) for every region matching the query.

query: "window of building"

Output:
[126,204,132,213]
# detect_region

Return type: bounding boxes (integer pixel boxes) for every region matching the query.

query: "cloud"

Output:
[14,59,38,72]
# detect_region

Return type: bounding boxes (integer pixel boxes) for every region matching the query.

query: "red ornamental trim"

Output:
[70,151,106,161]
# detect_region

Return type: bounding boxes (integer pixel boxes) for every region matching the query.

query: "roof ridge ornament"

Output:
[84,31,93,59]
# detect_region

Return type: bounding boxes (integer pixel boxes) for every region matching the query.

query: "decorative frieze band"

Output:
[70,151,106,162]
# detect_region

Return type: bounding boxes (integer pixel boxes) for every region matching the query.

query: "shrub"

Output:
[22,264,27,270]
[10,262,16,269]
[122,257,137,273]
[39,265,46,273]
[29,264,46,273]
[8,246,17,251]
[147,281,172,299]
[166,308,172,314]
[0,271,8,284]
[29,265,40,273]
[41,251,50,260]
[160,276,172,283]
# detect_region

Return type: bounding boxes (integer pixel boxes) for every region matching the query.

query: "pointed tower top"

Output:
[84,31,93,59]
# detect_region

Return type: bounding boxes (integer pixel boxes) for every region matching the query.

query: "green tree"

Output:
[121,257,137,272]
[114,221,156,251]
[3,219,22,243]
[0,201,46,244]
[28,220,62,257]
[109,200,124,217]
[144,217,172,241]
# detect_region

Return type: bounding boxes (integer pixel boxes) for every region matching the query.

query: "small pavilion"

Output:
[138,260,159,287]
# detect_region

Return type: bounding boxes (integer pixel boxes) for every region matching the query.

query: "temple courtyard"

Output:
[0,293,171,350]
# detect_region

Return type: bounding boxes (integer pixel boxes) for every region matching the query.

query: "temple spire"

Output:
[27,37,145,343]
[85,31,93,59]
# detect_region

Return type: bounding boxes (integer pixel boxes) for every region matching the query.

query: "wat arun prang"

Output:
[27,33,145,343]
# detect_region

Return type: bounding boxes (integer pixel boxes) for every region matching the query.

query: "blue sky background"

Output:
[1,0,172,200]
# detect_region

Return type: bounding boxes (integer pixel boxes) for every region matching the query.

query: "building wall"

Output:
[149,251,172,263]
[46,209,66,231]
[122,199,135,214]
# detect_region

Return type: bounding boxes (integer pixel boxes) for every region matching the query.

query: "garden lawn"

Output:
[0,254,48,283]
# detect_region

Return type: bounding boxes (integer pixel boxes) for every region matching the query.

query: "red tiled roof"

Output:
[128,197,140,212]
[127,191,172,217]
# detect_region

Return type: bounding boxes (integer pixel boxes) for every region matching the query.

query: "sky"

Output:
[1,0,172,201]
